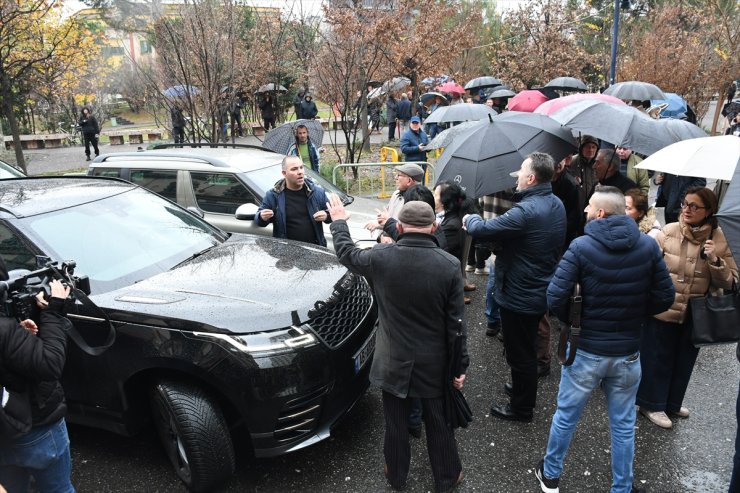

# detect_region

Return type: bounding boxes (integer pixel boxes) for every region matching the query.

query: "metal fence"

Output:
[331,162,434,199]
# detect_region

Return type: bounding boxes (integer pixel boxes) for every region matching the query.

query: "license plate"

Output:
[353,329,376,374]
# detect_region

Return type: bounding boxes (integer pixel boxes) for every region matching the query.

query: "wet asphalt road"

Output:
[12,143,739,492]
[65,279,739,493]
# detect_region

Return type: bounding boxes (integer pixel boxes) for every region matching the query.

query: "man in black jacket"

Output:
[0,259,74,492]
[593,149,638,194]
[328,197,468,493]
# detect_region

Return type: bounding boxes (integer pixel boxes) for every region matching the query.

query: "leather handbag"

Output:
[558,283,582,366]
[689,281,740,346]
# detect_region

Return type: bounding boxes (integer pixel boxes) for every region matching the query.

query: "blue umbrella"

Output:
[650,92,688,118]
[162,85,200,98]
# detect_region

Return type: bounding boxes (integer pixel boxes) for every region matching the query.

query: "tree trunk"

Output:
[710,82,727,136]
[1,74,27,173]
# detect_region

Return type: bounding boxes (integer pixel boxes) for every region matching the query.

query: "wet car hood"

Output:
[88,235,352,334]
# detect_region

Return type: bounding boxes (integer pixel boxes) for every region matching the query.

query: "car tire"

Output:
[150,378,235,492]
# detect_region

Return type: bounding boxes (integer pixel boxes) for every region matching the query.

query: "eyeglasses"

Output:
[680,202,706,212]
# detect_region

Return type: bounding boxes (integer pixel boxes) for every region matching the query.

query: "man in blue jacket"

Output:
[535,186,674,493]
[400,116,428,171]
[256,156,331,246]
[464,152,566,422]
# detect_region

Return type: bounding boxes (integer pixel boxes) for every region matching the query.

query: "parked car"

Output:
[86,144,372,243]
[0,159,24,179]
[0,177,377,491]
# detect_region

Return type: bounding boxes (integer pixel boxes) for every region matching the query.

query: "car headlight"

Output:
[193,325,318,356]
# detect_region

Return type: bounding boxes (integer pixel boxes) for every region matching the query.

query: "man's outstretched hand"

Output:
[327,194,350,222]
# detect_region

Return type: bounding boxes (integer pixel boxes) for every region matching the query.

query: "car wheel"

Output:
[150,378,235,492]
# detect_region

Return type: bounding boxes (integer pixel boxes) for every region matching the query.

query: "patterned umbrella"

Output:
[262,119,323,155]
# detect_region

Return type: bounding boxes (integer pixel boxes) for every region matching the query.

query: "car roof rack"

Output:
[152,143,267,152]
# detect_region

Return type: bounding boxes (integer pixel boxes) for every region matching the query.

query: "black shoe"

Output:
[631,486,645,493]
[490,403,532,422]
[486,322,501,337]
[538,364,551,378]
[85,156,91,161]
[441,470,465,493]
[535,458,559,493]
[408,426,422,439]
[503,382,513,398]
[384,464,406,491]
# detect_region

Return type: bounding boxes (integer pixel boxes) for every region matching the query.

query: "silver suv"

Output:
[87,144,361,239]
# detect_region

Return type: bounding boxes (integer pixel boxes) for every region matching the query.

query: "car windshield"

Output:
[244,164,352,204]
[19,188,222,293]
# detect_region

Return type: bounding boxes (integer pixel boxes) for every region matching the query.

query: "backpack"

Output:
[0,382,32,440]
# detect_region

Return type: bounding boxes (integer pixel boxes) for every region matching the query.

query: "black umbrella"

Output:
[262,119,323,154]
[544,77,588,92]
[420,92,449,106]
[717,156,740,265]
[435,112,578,198]
[464,76,503,91]
[485,87,516,99]
[603,81,666,101]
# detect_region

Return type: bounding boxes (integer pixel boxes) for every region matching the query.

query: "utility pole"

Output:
[608,0,621,86]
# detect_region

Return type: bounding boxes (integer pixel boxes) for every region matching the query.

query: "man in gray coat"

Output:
[328,196,468,493]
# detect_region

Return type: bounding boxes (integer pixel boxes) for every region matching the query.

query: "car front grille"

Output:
[273,386,326,442]
[307,273,373,349]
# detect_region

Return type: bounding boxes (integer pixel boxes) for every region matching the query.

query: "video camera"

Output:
[0,260,90,322]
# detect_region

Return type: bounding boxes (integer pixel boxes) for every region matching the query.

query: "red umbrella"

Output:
[507,90,550,112]
[437,82,466,96]
[535,93,626,116]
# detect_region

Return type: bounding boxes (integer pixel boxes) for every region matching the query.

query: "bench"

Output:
[2,134,66,150]
[320,118,330,131]
[107,133,125,145]
[147,131,163,141]
[246,122,265,136]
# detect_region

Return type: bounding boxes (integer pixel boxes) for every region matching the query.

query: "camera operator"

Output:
[0,258,75,493]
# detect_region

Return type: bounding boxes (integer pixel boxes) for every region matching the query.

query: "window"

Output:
[129,170,178,202]
[101,46,125,57]
[90,168,121,178]
[140,39,152,55]
[190,173,256,215]
[0,223,38,273]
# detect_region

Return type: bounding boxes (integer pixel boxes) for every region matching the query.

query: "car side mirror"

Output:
[186,207,204,219]
[235,203,259,221]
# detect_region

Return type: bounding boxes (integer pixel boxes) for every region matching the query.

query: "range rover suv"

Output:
[0,177,377,491]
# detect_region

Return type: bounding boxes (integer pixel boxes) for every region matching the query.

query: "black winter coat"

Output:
[78,114,99,136]
[0,298,71,429]
[330,223,469,398]
[301,99,318,119]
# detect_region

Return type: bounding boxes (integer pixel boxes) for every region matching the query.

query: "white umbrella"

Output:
[634,135,740,181]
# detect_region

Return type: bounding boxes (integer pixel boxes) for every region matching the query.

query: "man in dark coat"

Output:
[328,197,468,493]
[536,186,674,493]
[386,94,398,141]
[655,172,707,224]
[399,116,429,170]
[464,152,566,422]
[170,105,186,144]
[300,94,318,120]
[293,90,304,119]
[593,149,638,194]
[259,93,276,131]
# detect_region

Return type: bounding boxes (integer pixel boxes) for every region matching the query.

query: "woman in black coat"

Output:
[434,181,474,304]
[78,106,100,161]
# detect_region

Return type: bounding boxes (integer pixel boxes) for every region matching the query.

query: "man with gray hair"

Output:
[535,186,674,493]
[463,152,566,422]
[592,149,638,194]
[327,196,468,493]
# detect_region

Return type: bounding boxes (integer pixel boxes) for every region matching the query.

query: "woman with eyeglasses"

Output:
[636,187,738,429]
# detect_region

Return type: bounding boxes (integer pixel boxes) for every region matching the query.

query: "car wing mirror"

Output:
[235,203,259,221]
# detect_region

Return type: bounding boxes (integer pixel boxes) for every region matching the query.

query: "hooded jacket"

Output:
[255,177,330,247]
[654,218,738,324]
[547,214,675,356]
[466,183,566,315]
[300,97,318,119]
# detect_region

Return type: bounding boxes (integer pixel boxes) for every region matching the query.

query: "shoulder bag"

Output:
[558,283,582,366]
[689,281,740,346]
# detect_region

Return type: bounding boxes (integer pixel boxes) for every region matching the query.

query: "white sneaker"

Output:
[669,406,690,418]
[465,264,475,272]
[639,408,672,429]
[474,267,490,275]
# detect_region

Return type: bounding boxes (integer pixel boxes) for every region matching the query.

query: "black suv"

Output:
[0,177,377,491]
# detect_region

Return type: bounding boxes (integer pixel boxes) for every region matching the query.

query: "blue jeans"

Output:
[485,268,500,326]
[544,348,641,493]
[0,417,75,493]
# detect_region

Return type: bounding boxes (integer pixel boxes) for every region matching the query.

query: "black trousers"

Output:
[382,391,461,492]
[388,120,397,140]
[83,133,99,157]
[500,307,542,414]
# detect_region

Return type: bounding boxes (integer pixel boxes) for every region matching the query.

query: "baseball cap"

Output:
[410,116,421,123]
[394,163,425,181]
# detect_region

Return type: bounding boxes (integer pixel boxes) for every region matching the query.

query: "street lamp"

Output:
[609,0,631,86]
